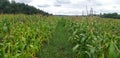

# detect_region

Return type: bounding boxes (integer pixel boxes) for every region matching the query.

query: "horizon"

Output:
[9,0,120,15]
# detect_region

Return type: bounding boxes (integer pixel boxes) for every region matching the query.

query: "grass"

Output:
[0,14,120,58]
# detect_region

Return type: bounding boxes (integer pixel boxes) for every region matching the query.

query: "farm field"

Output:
[0,14,120,58]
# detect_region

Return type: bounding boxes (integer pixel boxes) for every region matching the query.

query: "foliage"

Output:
[0,0,50,15]
[100,13,120,19]
[0,15,120,58]
[67,17,120,58]
[0,14,57,58]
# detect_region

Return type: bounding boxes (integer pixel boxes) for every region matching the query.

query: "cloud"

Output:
[13,0,120,15]
[15,0,32,3]
[37,4,50,7]
[54,2,62,7]
[114,0,120,6]
[55,0,71,4]
[53,0,71,7]
[28,0,54,8]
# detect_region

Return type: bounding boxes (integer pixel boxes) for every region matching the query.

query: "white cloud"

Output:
[14,0,120,15]
[15,0,32,3]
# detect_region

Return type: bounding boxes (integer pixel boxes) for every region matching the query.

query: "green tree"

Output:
[100,13,120,19]
[0,0,51,15]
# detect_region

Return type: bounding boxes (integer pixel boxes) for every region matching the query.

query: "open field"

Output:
[0,14,120,58]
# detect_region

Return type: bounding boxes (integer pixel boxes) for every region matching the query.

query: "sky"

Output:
[10,0,120,15]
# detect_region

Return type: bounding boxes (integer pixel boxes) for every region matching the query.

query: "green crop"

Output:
[67,17,120,58]
[0,15,120,58]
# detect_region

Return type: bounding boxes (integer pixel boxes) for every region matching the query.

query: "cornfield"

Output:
[0,14,120,58]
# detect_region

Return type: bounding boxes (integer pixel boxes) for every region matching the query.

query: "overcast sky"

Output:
[12,0,120,15]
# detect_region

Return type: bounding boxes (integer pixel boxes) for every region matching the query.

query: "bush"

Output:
[100,13,120,19]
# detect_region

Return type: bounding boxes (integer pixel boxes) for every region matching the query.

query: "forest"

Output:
[100,13,120,19]
[0,0,50,15]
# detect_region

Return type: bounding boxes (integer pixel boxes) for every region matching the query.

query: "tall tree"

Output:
[0,0,51,15]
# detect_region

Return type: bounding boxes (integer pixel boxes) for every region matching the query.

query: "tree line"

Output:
[0,0,51,15]
[100,13,120,19]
